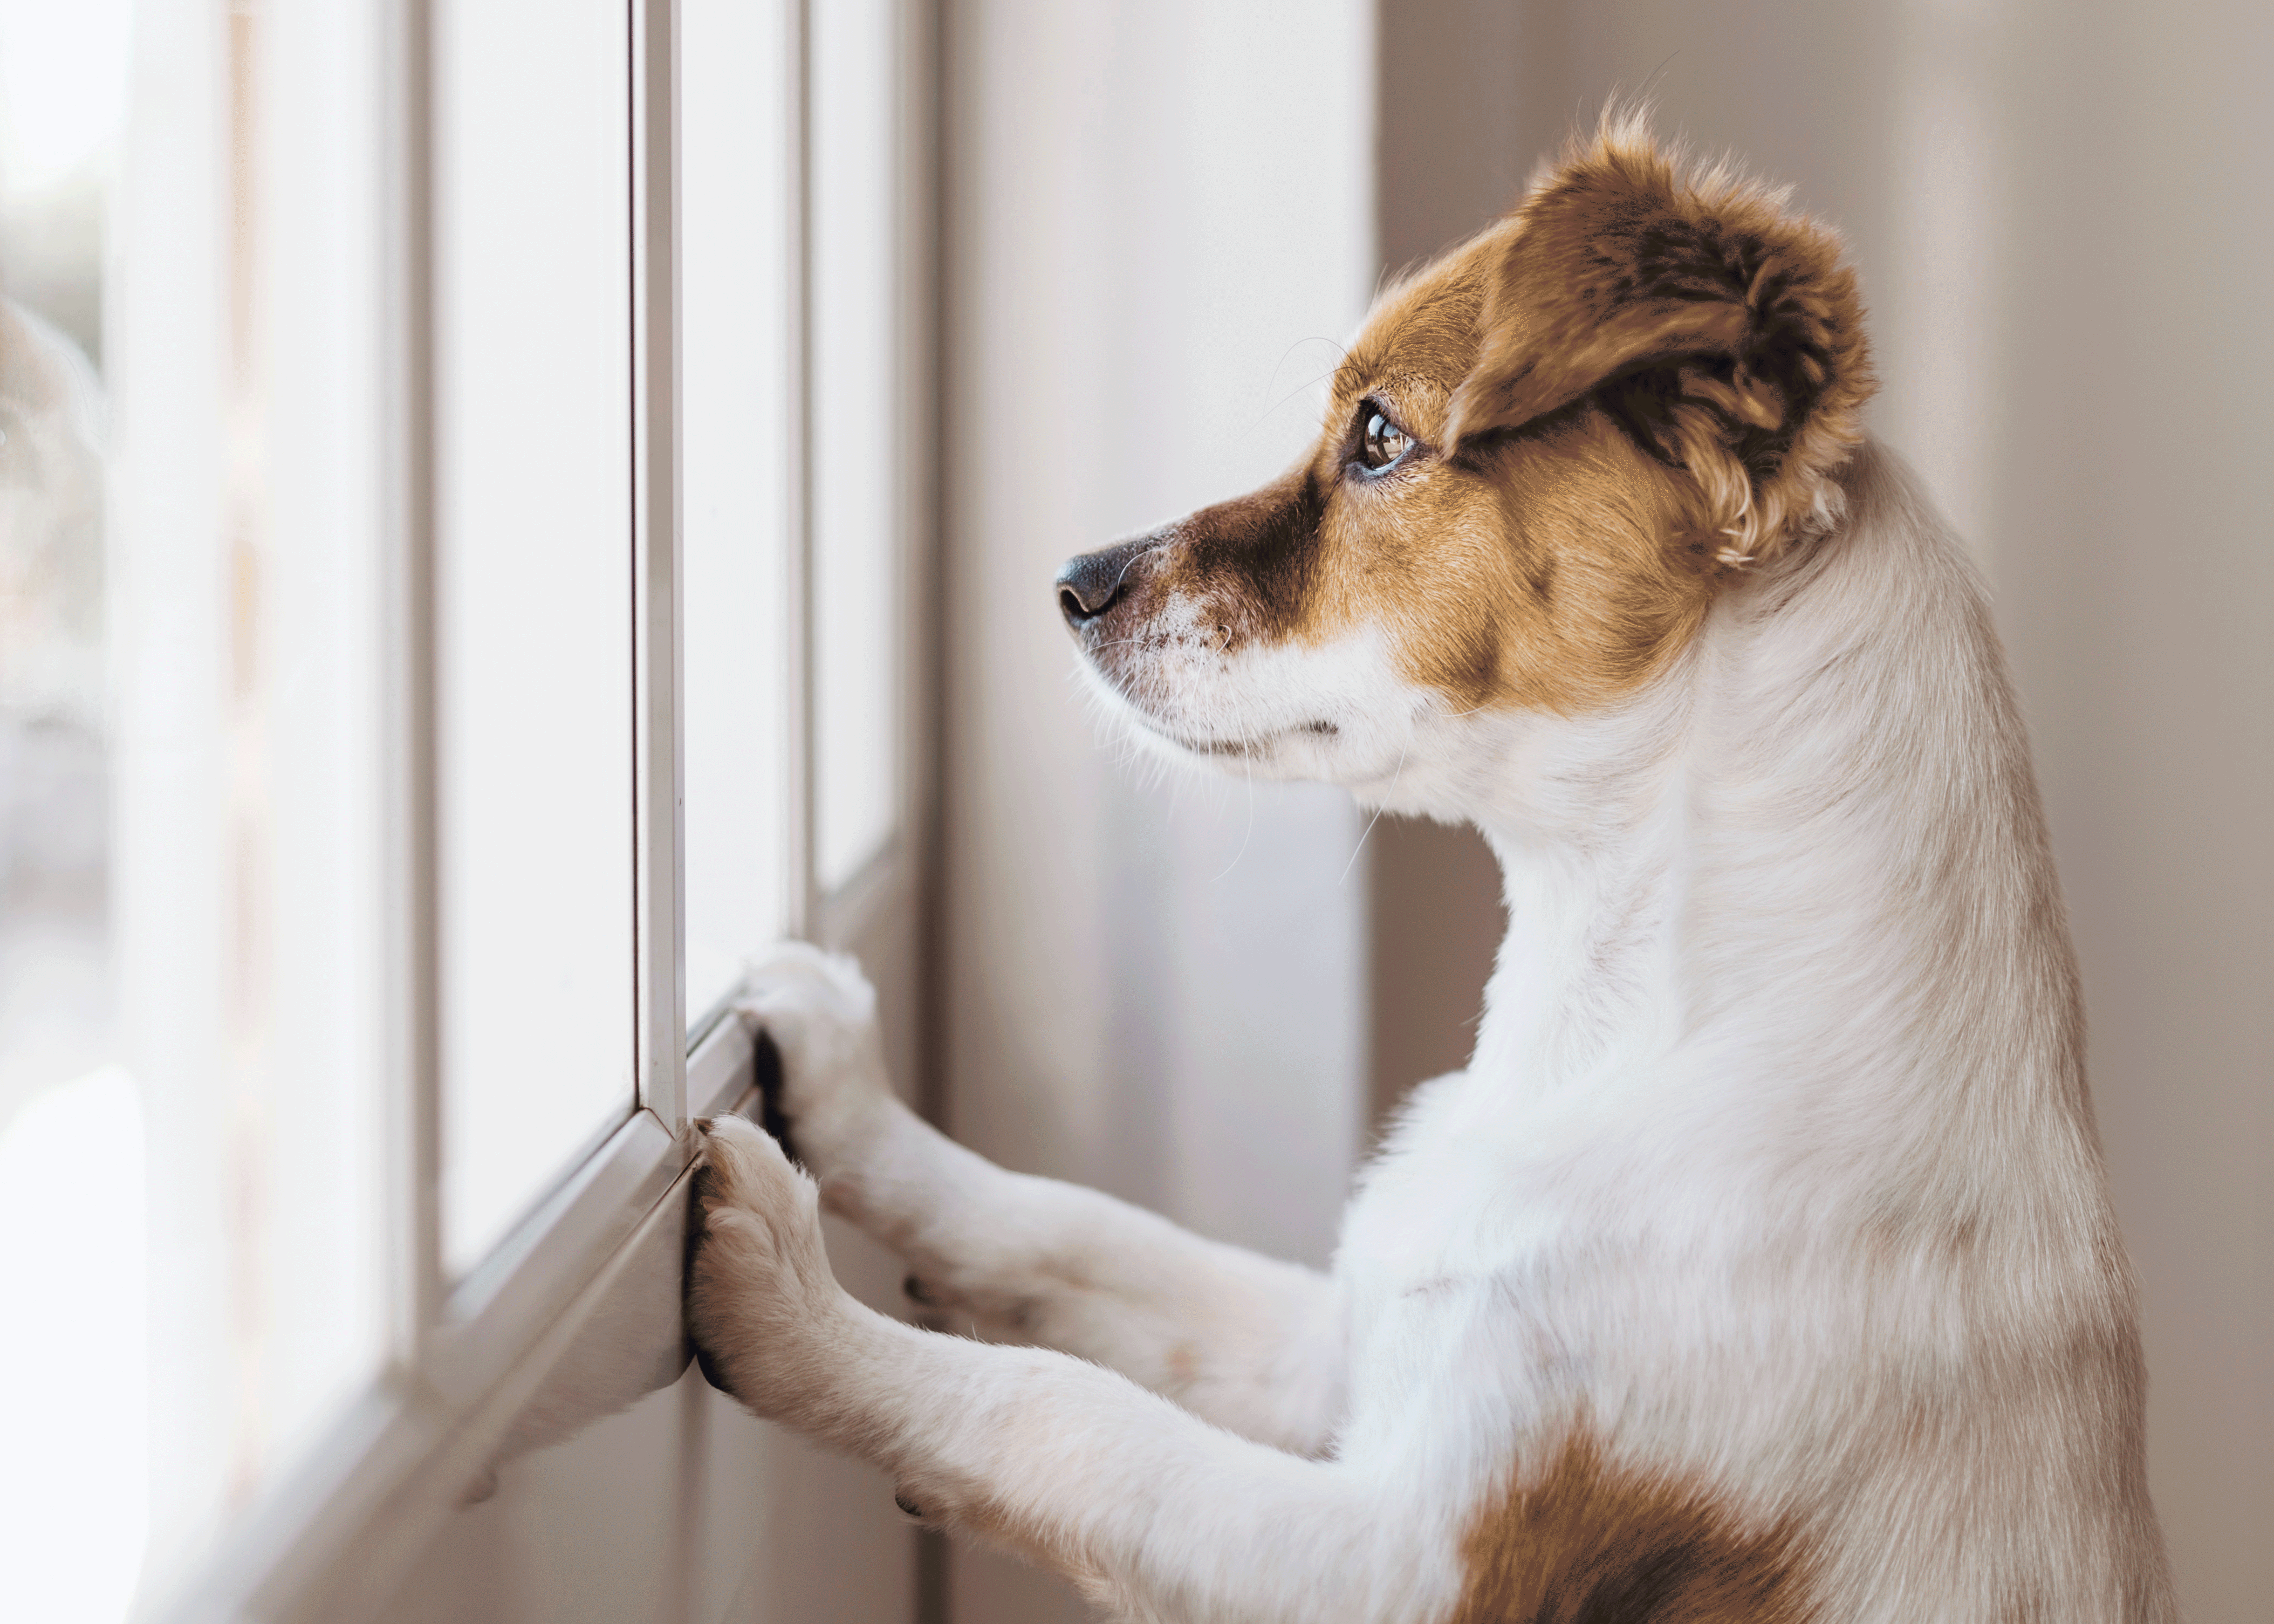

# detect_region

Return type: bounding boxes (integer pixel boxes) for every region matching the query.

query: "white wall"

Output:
[939,2,1376,1617]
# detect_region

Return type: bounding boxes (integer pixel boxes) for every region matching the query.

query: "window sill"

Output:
[153,1008,758,1624]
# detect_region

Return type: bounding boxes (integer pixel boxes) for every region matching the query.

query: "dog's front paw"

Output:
[735,942,898,1179]
[686,1115,852,1419]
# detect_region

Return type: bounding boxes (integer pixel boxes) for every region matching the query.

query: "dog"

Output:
[688,118,2174,1622]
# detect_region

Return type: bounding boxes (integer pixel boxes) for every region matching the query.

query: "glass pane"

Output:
[433,0,635,1274]
[1,0,391,1608]
[0,11,138,1613]
[810,0,900,892]
[682,0,792,1033]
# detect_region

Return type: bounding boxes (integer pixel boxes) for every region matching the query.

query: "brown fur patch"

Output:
[1452,1431,1814,1624]
[1446,114,1875,567]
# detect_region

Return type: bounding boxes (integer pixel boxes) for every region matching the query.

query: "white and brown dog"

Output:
[689,120,2174,1622]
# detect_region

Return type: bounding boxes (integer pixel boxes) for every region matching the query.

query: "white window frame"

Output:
[143,0,931,1616]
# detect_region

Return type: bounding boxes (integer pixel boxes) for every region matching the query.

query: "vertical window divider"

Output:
[633,0,688,1131]
[788,0,820,940]
[383,0,446,1361]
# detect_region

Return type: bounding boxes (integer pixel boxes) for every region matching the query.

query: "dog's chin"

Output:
[1074,658,1332,782]
[1126,711,1323,782]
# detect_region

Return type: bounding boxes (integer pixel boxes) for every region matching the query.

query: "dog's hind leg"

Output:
[731,944,1348,1455]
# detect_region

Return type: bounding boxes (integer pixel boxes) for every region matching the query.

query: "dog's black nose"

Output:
[1056,539,1154,628]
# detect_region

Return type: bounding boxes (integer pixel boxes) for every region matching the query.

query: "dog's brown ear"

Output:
[1446,120,1874,565]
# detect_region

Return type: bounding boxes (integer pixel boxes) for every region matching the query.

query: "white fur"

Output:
[688,441,2173,1621]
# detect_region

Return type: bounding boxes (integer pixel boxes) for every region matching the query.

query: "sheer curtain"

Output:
[939,4,1375,1618]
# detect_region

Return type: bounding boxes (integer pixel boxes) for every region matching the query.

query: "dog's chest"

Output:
[1338,1079,1578,1299]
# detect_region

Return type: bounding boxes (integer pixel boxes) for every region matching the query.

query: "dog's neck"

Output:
[1424,441,2080,1123]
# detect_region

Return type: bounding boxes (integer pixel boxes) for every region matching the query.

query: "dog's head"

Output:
[1057,120,1874,808]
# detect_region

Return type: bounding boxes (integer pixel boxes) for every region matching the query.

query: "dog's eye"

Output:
[1360,408,1411,471]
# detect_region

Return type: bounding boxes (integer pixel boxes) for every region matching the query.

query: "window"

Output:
[0,1,927,1618]
[682,0,794,1031]
[810,0,903,894]
[0,4,136,1615]
[432,0,638,1277]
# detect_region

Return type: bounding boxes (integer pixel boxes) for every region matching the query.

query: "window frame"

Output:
[140,0,930,1615]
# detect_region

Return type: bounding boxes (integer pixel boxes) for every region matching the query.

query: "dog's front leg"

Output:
[733,945,1346,1455]
[689,1116,1450,1624]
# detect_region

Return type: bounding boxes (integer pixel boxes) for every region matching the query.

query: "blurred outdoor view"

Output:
[0,5,145,1622]
[0,0,120,1135]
